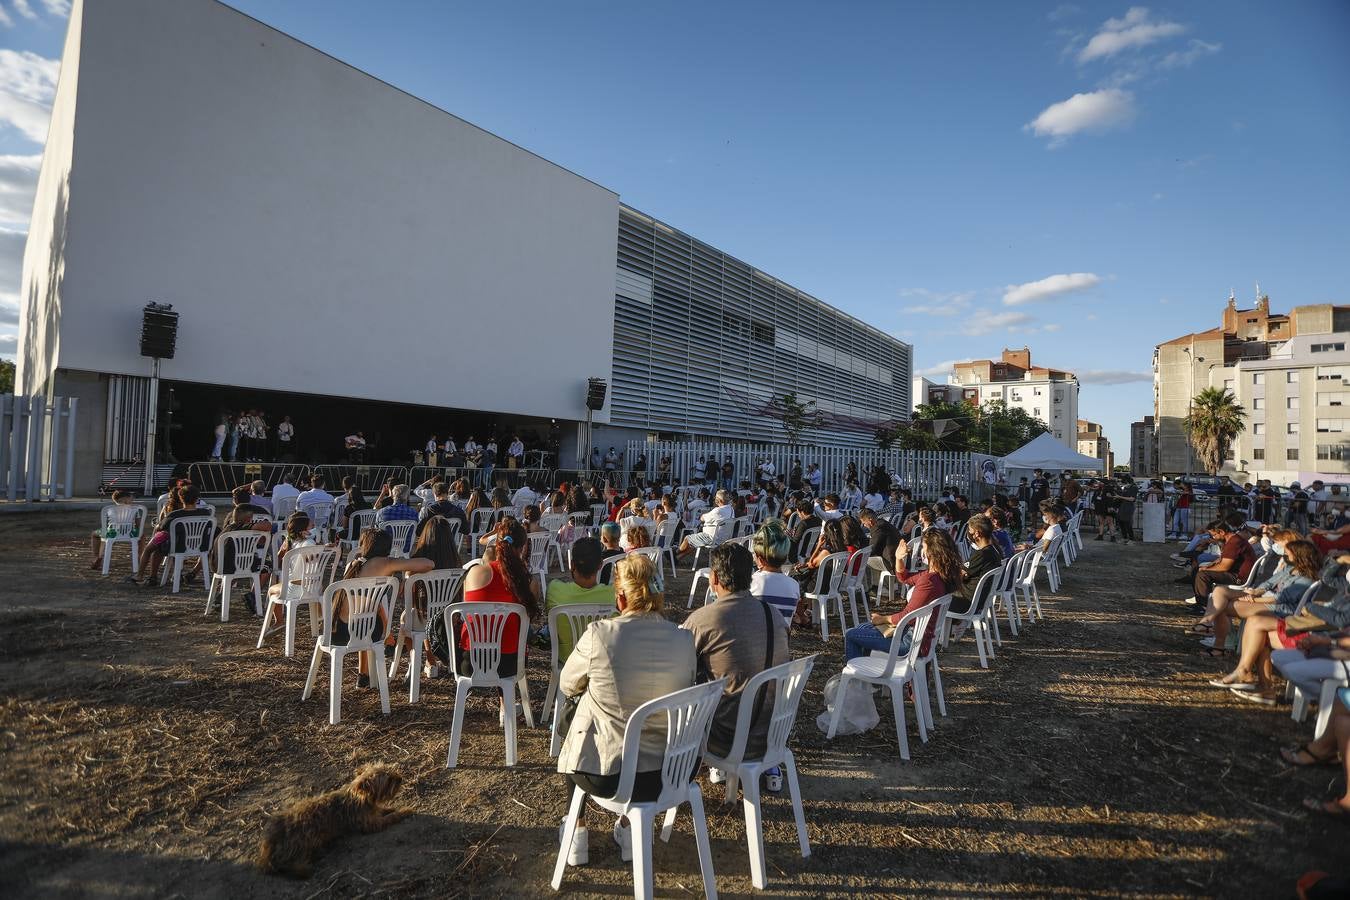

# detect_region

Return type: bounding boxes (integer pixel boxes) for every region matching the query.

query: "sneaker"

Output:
[422,662,441,680]
[708,767,727,785]
[764,768,783,793]
[1172,561,1191,569]
[612,819,633,862]
[1169,553,1185,562]
[558,820,588,867]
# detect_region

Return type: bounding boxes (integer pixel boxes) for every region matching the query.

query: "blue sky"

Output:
[2,1,1348,452]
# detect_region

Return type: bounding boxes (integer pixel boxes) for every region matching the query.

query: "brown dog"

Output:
[257,763,409,878]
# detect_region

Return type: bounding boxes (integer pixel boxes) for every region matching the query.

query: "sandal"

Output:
[1281,744,1339,767]
[1301,797,1350,820]
[1208,675,1256,689]
[1200,647,1228,658]
[1188,622,1214,634]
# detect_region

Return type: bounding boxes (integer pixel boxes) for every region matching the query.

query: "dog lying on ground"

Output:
[257,763,410,878]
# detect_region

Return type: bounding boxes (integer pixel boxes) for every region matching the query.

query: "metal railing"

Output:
[2,394,78,501]
[185,462,314,497]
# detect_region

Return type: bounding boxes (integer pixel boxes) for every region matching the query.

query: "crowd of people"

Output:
[210,411,294,462]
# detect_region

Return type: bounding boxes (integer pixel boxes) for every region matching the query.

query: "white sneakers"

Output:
[612,818,633,862]
[558,820,588,867]
[764,768,784,793]
[708,767,727,784]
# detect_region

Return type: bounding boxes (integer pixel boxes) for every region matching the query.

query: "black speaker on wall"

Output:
[140,302,179,359]
[585,378,607,411]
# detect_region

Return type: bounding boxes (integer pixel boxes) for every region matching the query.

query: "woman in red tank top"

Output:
[460,517,542,677]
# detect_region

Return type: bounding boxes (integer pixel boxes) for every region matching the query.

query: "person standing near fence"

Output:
[1170,479,1194,540]
[1284,481,1310,534]
[1114,475,1138,544]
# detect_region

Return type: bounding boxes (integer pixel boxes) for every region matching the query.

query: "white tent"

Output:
[999,432,1105,472]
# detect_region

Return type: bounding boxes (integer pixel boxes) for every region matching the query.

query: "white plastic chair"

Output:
[444,601,535,768]
[204,530,267,622]
[803,551,851,639]
[794,526,820,564]
[468,508,496,559]
[543,602,616,757]
[302,576,398,724]
[826,602,938,761]
[941,568,1000,668]
[272,495,298,521]
[994,550,1030,635]
[701,656,817,890]
[301,502,336,542]
[552,679,726,900]
[381,519,417,559]
[1041,535,1065,593]
[98,504,145,575]
[912,595,953,730]
[388,569,464,703]
[689,517,735,571]
[1015,548,1045,624]
[159,516,216,593]
[257,545,339,658]
[341,508,378,551]
[654,517,680,579]
[842,548,871,625]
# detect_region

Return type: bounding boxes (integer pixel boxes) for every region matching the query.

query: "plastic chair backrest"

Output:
[1019,548,1044,584]
[998,551,1026,593]
[810,551,851,596]
[628,546,661,567]
[721,654,817,766]
[614,679,726,808]
[283,545,339,601]
[167,516,215,555]
[846,547,870,582]
[273,496,298,520]
[320,576,397,647]
[445,601,529,682]
[1240,552,1277,590]
[874,601,937,681]
[404,569,464,627]
[382,519,416,557]
[915,594,953,666]
[471,507,495,532]
[527,530,552,568]
[590,503,608,525]
[1292,581,1320,616]
[967,568,1001,616]
[655,516,679,548]
[302,502,335,528]
[346,508,377,541]
[540,513,567,532]
[101,504,145,539]
[214,529,267,574]
[546,602,615,669]
[796,527,820,560]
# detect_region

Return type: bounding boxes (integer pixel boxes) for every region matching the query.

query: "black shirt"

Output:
[867,519,903,572]
[418,499,468,535]
[960,545,1003,600]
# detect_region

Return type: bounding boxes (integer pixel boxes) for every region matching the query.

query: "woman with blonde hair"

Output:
[555,553,695,866]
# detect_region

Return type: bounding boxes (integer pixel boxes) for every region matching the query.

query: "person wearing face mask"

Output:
[1310,504,1350,555]
[1190,530,1312,656]
[1016,499,1066,554]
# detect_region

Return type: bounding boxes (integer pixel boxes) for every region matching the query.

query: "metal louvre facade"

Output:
[612,206,911,447]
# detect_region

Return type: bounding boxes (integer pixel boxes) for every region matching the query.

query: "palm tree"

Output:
[1184,387,1247,475]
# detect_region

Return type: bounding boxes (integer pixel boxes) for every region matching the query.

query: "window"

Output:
[1253,448,1265,460]
[1252,423,1265,435]
[1287,371,1299,383]
[1316,366,1348,381]
[1034,388,1043,397]
[1224,379,1235,391]
[1288,448,1300,461]
[1034,408,1042,418]
[1312,342,1346,353]
[1288,422,1300,435]
[1252,398,1264,410]
[1253,372,1264,385]
[1288,396,1300,409]
[1318,444,1347,461]
[1011,390,1022,402]
[1320,392,1347,407]
[1317,419,1346,433]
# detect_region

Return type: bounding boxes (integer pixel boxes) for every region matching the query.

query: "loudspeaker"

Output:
[140,302,179,359]
[585,378,607,411]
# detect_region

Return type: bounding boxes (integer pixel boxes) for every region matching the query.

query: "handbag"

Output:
[1283,609,1332,634]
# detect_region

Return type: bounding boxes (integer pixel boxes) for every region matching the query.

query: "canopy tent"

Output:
[999,432,1104,472]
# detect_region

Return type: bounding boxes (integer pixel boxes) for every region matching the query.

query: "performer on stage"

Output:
[345,431,367,463]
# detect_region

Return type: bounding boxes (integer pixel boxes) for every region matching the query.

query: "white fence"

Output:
[625,439,996,499]
[1,395,79,501]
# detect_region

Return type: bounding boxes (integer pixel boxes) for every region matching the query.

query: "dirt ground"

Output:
[0,511,1344,899]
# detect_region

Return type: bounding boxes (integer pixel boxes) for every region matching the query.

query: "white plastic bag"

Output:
[816,674,879,736]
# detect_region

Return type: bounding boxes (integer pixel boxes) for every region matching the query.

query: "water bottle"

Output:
[105,523,117,539]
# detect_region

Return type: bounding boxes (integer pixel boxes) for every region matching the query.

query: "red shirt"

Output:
[460,560,523,653]
[889,566,953,654]
[1220,534,1256,582]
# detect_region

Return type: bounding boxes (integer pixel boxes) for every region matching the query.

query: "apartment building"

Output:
[1130,415,1156,477]
[943,349,1080,447]
[1153,295,1350,482]
[1076,420,1114,473]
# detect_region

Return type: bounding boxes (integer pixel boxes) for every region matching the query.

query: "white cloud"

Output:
[1159,39,1221,69]
[10,0,37,21]
[0,228,26,319]
[0,154,39,224]
[42,0,72,15]
[0,49,59,143]
[1078,7,1185,63]
[0,332,15,356]
[1078,370,1152,385]
[0,6,13,28]
[900,287,975,317]
[1003,272,1101,306]
[1025,88,1136,145]
[916,360,958,378]
[963,310,1035,336]
[0,292,17,326]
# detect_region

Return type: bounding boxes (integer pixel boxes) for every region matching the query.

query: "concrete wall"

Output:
[52,369,107,496]
[20,0,618,423]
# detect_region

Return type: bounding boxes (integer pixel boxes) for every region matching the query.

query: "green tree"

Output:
[772,392,824,444]
[909,400,1048,455]
[1184,387,1246,475]
[0,359,13,395]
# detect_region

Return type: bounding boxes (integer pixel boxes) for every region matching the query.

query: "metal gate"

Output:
[2,394,78,501]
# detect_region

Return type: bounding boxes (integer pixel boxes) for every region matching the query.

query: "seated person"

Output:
[555,554,695,865]
[843,529,960,662]
[545,537,615,662]
[131,484,212,587]
[89,490,139,570]
[677,490,735,560]
[787,500,822,563]
[597,522,625,585]
[952,515,1003,614]
[751,519,800,625]
[339,528,434,686]
[1016,500,1066,554]
[789,519,849,628]
[988,507,1015,559]
[459,518,541,679]
[858,508,901,593]
[1188,518,1257,617]
[416,480,466,537]
[1194,531,1315,654]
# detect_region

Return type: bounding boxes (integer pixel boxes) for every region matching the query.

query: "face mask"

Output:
[1272,542,1286,555]
[1043,516,1052,525]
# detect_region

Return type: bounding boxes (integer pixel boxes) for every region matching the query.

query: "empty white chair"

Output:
[98,503,145,575]
[803,551,851,640]
[302,576,398,724]
[543,602,616,757]
[204,530,268,622]
[159,516,216,593]
[552,679,725,900]
[388,569,464,703]
[381,519,417,559]
[826,602,938,761]
[1014,548,1045,624]
[444,601,535,768]
[257,545,339,658]
[701,656,817,890]
[993,550,1029,635]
